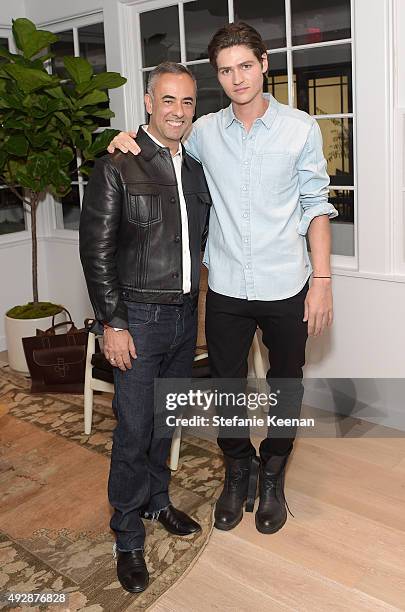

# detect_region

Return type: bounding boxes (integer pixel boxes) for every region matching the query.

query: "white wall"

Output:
[1,238,49,348]
[24,0,103,25]
[254,271,405,381]
[0,1,25,26]
[305,274,405,378]
[307,0,405,383]
[44,238,92,326]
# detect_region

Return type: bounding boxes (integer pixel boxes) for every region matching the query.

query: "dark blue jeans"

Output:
[108,298,197,551]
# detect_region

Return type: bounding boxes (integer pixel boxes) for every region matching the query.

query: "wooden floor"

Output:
[150,436,405,612]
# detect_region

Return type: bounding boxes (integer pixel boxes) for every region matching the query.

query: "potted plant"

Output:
[0,18,126,371]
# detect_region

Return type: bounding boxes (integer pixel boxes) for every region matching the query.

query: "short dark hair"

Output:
[146,62,196,97]
[208,22,267,71]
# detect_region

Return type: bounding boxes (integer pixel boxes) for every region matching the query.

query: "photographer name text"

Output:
[165,415,315,428]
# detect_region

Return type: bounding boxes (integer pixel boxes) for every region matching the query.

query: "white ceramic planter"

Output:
[5,311,66,373]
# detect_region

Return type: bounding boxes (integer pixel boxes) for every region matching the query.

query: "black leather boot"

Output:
[214,455,259,531]
[255,452,293,534]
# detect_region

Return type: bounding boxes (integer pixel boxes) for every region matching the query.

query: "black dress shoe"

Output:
[141,504,201,536]
[116,548,149,593]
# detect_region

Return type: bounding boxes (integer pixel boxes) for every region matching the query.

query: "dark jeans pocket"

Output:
[126,302,154,326]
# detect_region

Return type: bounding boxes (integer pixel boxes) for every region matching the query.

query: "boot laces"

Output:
[263,472,276,492]
[227,467,245,492]
[285,498,294,518]
[263,471,294,518]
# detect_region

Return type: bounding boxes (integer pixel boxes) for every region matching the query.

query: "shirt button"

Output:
[244,161,249,165]
[243,212,248,218]
[172,272,179,278]
[244,237,249,243]
[242,136,246,140]
[242,185,247,191]
[174,235,180,243]
[245,263,251,269]
[170,197,176,203]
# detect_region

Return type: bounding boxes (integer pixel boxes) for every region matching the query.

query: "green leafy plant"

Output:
[0,18,126,306]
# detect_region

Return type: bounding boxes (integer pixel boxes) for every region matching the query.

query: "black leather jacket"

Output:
[79,127,211,330]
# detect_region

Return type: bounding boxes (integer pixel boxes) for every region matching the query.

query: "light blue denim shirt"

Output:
[184,94,338,300]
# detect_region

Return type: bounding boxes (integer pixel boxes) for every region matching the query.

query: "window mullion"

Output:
[78,180,85,210]
[285,0,294,107]
[292,38,352,52]
[7,33,16,54]
[313,113,353,119]
[75,27,84,211]
[178,2,186,64]
[76,151,84,209]
[73,27,80,57]
[228,0,234,23]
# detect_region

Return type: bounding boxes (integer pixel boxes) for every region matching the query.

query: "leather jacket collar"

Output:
[135,124,191,169]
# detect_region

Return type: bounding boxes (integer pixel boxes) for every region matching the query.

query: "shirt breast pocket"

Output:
[127,194,162,227]
[258,153,293,194]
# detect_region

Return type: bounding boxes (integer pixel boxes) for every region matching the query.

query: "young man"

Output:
[80,63,211,593]
[108,23,338,536]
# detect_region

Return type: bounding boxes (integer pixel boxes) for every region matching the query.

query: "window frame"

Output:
[44,12,107,237]
[0,28,31,245]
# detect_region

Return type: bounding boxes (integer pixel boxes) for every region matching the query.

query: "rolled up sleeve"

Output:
[297,120,338,236]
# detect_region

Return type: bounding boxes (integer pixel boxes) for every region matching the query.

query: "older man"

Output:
[80,62,211,593]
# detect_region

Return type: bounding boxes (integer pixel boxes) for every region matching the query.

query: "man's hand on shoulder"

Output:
[103,327,137,371]
[107,131,141,155]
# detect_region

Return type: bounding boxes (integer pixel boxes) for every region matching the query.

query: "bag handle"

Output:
[51,306,73,328]
[37,320,78,337]
[52,321,78,333]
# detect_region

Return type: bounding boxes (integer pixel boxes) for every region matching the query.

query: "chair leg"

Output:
[84,381,94,436]
[84,331,96,435]
[169,424,182,471]
[252,331,266,379]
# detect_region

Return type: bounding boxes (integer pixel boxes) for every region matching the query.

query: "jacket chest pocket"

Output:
[127,194,162,227]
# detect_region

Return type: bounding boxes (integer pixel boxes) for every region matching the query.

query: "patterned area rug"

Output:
[0,362,223,610]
